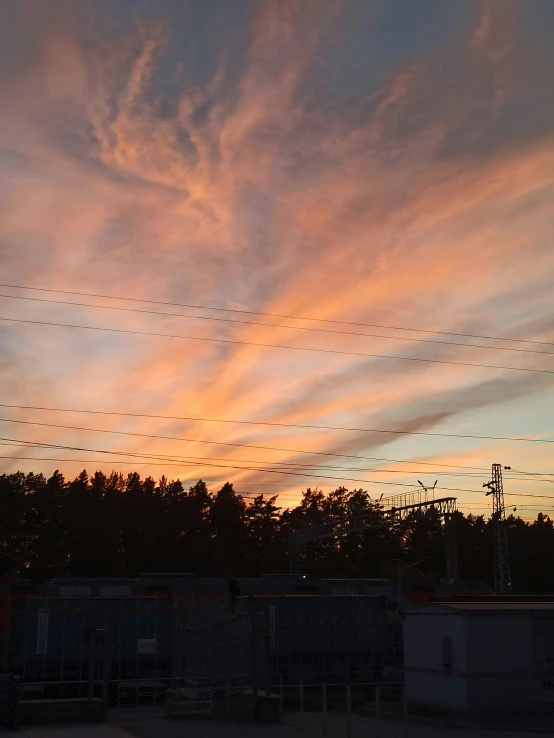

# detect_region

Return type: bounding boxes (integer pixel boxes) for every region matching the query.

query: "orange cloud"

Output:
[0,1,553,512]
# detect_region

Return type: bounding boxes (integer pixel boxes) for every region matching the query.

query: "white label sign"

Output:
[37,609,49,655]
[137,638,157,655]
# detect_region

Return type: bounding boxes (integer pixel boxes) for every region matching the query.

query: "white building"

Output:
[404,602,554,712]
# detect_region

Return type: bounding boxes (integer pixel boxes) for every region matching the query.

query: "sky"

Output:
[1,0,554,517]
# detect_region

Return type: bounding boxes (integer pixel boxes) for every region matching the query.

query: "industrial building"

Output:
[404,601,554,713]
[0,575,400,707]
[1,570,552,725]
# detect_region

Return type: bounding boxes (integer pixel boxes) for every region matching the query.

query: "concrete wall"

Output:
[404,612,467,711]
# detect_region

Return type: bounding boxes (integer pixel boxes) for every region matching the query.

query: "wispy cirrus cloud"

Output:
[0,0,553,510]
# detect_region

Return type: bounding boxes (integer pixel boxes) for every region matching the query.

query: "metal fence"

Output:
[280,681,407,737]
[0,592,402,719]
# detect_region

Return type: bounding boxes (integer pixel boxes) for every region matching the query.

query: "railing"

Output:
[280,680,407,737]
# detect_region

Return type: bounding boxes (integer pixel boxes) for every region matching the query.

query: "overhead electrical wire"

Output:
[504,492,554,500]
[0,292,552,357]
[0,451,295,499]
[1,316,553,376]
[0,435,438,490]
[0,450,486,502]
[2,287,552,495]
[460,504,550,508]
[0,435,492,496]
[0,441,474,475]
[0,416,494,472]
[0,440,545,482]
[0,440,533,479]
[0,452,543,509]
[5,417,554,480]
[0,402,552,444]
[506,468,554,485]
[0,436,440,489]
[3,439,552,502]
[2,283,552,348]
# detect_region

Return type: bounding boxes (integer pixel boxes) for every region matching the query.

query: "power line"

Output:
[3,440,550,503]
[0,452,501,505]
[0,436,428,489]
[0,446,292,487]
[0,441,545,481]
[462,502,554,507]
[2,317,552,376]
[1,402,552,444]
[0,454,297,499]
[0,416,494,472]
[2,292,553,357]
[461,505,553,509]
[507,468,554,485]
[0,435,486,495]
[504,492,554,500]
[2,283,552,347]
[4,416,554,484]
[0,440,509,478]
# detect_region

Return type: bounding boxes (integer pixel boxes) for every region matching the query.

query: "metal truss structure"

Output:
[289,489,458,576]
[484,463,512,594]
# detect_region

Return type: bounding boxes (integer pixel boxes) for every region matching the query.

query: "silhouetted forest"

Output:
[0,469,553,592]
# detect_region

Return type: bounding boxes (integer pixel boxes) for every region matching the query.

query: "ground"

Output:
[3,714,553,738]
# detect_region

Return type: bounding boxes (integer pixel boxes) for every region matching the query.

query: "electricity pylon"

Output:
[483,463,512,594]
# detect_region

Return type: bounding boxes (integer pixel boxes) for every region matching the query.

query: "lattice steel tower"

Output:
[483,463,512,594]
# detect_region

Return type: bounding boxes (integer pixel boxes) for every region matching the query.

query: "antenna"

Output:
[417,478,457,579]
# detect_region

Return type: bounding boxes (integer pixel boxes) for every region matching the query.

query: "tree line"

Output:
[0,469,552,592]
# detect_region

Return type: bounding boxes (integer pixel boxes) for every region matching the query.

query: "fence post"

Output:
[403,687,409,738]
[279,676,284,725]
[171,602,184,684]
[87,631,96,702]
[101,622,110,720]
[375,685,380,738]
[250,598,259,721]
[322,679,327,735]
[300,678,304,731]
[346,683,352,738]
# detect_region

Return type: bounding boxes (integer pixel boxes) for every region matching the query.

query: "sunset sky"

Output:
[1,0,554,517]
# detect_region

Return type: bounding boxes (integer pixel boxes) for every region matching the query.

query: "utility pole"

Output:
[443,513,459,581]
[419,480,458,580]
[483,463,512,594]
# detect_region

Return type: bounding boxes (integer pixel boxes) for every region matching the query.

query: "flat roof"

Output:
[448,602,554,611]
[409,602,554,614]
